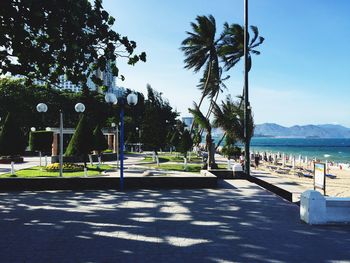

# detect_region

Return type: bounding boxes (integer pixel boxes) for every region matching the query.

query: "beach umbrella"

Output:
[289,154,292,164]
[292,156,295,169]
[282,153,285,167]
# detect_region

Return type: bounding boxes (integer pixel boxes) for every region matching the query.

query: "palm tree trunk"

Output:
[215,132,226,151]
[198,91,220,138]
[190,61,213,133]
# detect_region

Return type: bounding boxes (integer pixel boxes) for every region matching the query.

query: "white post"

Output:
[39,151,42,167]
[156,156,159,167]
[98,156,101,169]
[59,110,63,177]
[84,167,88,177]
[89,154,93,166]
[45,155,48,167]
[184,157,188,170]
[10,161,15,176]
[227,159,231,170]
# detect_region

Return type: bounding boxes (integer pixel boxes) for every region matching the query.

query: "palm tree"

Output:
[181,15,222,111]
[188,102,217,169]
[212,95,254,149]
[219,23,264,72]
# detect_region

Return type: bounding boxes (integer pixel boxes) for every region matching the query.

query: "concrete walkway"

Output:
[1,180,350,262]
[0,156,50,175]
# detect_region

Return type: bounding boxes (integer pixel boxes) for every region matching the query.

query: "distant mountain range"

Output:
[254,123,350,138]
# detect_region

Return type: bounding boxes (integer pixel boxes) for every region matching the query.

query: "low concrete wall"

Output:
[0,175,217,191]
[300,190,350,224]
[248,175,296,203]
[203,169,246,179]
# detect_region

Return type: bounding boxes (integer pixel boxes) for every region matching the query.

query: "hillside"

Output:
[254,123,350,138]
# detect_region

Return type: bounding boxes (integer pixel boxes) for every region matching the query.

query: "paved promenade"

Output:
[0,180,349,262]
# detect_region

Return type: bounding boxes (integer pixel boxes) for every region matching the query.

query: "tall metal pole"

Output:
[244,0,250,176]
[119,105,124,191]
[116,125,119,169]
[59,110,63,177]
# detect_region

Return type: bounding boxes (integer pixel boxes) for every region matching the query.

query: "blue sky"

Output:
[103,0,350,127]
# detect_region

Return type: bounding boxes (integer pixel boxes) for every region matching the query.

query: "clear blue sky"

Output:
[103,0,350,127]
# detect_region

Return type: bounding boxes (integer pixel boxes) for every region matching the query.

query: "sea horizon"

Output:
[212,136,350,164]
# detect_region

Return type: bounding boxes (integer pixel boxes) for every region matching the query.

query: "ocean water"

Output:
[246,138,350,163]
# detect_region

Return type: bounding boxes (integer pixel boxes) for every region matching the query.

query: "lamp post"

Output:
[36,102,85,177]
[111,122,119,169]
[243,0,250,176]
[136,127,141,153]
[105,91,138,191]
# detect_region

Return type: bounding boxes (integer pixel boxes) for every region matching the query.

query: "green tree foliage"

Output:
[170,130,180,150]
[141,85,178,152]
[181,15,263,132]
[221,133,241,160]
[188,103,217,169]
[29,131,54,153]
[212,95,254,145]
[178,130,193,158]
[0,0,146,87]
[0,78,110,130]
[65,115,93,166]
[218,23,264,72]
[181,15,222,117]
[92,124,108,154]
[0,112,26,156]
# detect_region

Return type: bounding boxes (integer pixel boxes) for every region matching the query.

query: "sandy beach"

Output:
[256,158,350,197]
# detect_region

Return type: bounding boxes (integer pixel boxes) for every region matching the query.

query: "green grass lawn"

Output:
[0,164,113,178]
[145,163,227,173]
[143,154,203,163]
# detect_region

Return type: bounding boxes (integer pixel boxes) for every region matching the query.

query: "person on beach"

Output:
[240,153,244,167]
[254,154,260,168]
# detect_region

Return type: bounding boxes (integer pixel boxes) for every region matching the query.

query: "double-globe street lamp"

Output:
[36,102,85,177]
[105,91,138,191]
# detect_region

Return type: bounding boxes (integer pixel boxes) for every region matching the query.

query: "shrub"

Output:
[0,112,26,156]
[178,130,193,158]
[29,131,53,153]
[221,145,241,160]
[65,115,93,157]
[46,163,84,172]
[92,124,108,154]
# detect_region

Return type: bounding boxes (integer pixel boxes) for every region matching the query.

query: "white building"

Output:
[34,61,116,93]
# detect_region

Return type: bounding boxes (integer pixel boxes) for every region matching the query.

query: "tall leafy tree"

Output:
[0,112,26,156]
[181,15,222,110]
[0,0,146,88]
[219,23,264,72]
[188,103,217,169]
[178,130,193,158]
[141,85,178,154]
[212,95,254,147]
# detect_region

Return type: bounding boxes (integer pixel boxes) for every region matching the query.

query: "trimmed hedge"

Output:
[0,112,26,156]
[92,124,108,153]
[65,114,93,157]
[29,131,53,153]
